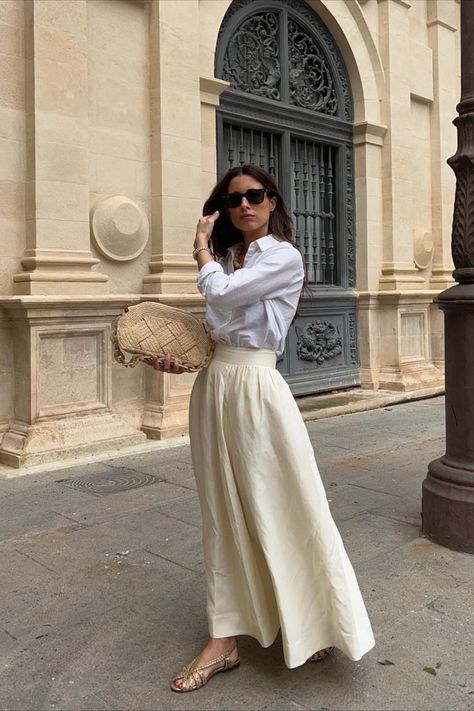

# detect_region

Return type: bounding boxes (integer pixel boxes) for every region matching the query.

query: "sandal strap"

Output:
[173,647,237,691]
[189,647,236,673]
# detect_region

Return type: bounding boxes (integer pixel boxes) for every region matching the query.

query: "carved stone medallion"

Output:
[91,195,149,262]
[295,321,343,363]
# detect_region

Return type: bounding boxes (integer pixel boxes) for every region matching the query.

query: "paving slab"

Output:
[1,395,473,711]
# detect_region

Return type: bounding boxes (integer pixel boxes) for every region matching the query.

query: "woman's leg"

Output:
[171,367,241,692]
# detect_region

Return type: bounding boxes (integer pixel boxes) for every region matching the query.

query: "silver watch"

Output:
[192,246,211,260]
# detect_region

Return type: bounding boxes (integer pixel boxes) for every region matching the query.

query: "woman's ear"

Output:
[269,195,277,212]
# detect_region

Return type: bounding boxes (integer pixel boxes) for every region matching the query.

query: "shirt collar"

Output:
[227,234,278,256]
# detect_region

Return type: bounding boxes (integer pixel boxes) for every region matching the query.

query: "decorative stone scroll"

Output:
[217,0,352,121]
[222,12,281,100]
[288,18,337,115]
[91,195,149,262]
[295,321,342,363]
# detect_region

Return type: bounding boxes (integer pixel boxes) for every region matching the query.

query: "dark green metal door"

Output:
[216,0,358,395]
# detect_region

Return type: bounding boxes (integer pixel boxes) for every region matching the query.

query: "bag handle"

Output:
[111,322,143,368]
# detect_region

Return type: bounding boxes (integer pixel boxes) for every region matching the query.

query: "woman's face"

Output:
[225,175,277,239]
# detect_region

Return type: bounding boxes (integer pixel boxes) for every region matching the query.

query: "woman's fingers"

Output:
[143,353,184,374]
[196,211,219,240]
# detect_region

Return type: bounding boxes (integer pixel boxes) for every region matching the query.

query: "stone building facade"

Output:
[0,0,460,468]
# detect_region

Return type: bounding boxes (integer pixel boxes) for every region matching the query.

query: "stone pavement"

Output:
[0,396,473,711]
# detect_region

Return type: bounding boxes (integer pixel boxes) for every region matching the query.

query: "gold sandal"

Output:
[170,647,240,693]
[306,646,334,663]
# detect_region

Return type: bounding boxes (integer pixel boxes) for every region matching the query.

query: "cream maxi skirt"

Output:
[189,343,375,669]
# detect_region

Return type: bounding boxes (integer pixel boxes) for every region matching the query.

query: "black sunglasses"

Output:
[221,188,270,209]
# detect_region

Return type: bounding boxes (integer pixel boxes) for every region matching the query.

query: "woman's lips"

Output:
[240,214,255,221]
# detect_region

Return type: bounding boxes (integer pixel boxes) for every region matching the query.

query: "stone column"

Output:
[15,0,108,295]
[378,0,425,290]
[141,0,203,438]
[353,121,386,389]
[422,0,474,553]
[144,0,201,297]
[428,0,459,291]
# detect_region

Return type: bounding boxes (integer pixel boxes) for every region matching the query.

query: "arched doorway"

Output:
[215,0,358,395]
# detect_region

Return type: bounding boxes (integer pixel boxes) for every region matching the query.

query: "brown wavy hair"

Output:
[203,164,296,258]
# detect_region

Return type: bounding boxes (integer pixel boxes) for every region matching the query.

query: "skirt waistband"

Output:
[212,343,277,367]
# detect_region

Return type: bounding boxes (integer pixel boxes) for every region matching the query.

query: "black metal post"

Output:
[422,0,474,552]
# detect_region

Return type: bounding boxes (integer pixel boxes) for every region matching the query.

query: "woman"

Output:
[147,164,375,692]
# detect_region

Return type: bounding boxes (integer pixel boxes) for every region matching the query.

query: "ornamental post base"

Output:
[423,458,474,553]
[421,284,474,553]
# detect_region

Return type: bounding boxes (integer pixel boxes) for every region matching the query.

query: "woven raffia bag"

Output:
[111,302,215,372]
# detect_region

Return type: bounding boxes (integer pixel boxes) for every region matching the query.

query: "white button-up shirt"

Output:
[197,234,304,355]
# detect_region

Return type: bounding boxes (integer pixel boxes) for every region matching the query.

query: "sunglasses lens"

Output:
[225,193,242,208]
[223,189,267,208]
[246,189,265,205]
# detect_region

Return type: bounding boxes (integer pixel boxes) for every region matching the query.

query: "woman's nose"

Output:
[240,197,250,208]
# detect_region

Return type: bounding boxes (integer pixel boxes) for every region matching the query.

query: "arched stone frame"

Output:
[199,0,386,283]
[198,0,387,386]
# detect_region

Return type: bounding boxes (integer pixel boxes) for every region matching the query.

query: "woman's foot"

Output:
[306,646,334,663]
[170,637,240,693]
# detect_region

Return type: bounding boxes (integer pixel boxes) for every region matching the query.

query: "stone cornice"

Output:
[427,18,458,32]
[200,76,230,106]
[353,121,387,146]
[0,293,205,315]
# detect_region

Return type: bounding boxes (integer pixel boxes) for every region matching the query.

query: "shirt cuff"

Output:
[197,260,223,283]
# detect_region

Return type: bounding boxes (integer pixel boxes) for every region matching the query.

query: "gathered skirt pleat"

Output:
[189,343,375,669]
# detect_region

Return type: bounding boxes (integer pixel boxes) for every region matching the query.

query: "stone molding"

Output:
[144,254,199,293]
[358,290,442,303]
[426,18,458,33]
[353,121,387,146]
[20,250,101,271]
[387,0,412,7]
[200,76,230,106]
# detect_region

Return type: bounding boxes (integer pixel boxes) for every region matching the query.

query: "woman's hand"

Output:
[194,210,219,248]
[143,353,186,375]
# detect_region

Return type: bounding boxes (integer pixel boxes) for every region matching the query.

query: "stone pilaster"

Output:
[144,0,201,296]
[141,3,227,440]
[14,0,108,295]
[140,294,205,440]
[378,0,425,290]
[427,0,459,290]
[353,121,387,292]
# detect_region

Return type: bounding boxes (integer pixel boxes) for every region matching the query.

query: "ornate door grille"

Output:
[216,0,359,396]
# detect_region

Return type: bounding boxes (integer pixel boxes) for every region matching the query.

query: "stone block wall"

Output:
[0,0,460,467]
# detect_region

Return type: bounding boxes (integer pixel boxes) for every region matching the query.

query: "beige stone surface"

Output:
[0,0,460,465]
[87,0,150,295]
[0,319,14,422]
[0,295,146,466]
